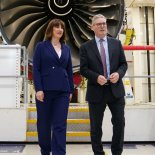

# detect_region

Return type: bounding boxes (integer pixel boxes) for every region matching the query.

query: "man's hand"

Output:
[97,75,107,85]
[110,72,119,83]
[36,91,44,102]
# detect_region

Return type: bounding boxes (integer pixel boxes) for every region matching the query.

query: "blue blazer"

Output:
[33,40,74,93]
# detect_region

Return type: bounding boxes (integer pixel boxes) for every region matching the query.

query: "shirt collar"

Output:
[95,36,107,43]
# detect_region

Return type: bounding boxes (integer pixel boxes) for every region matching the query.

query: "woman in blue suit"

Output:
[33,19,74,155]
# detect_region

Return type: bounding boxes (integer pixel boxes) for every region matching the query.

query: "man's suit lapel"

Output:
[107,37,112,61]
[91,39,102,64]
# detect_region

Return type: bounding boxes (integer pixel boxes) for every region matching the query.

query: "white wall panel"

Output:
[0,45,21,108]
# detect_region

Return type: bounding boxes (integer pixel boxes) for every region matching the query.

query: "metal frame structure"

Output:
[123,45,155,103]
[0,45,28,108]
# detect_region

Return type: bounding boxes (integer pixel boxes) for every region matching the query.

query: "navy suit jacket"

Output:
[80,37,128,102]
[33,40,74,93]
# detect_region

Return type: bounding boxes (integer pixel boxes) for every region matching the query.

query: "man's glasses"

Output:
[94,22,107,27]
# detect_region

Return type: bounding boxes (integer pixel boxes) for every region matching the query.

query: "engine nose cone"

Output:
[48,0,72,16]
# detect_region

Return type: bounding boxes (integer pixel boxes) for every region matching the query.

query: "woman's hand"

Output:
[36,91,44,102]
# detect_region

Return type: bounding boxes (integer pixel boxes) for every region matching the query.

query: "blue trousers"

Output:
[36,91,70,155]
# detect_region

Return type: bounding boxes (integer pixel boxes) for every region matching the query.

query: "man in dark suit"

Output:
[80,14,128,155]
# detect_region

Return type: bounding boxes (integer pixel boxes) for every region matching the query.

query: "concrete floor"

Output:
[0,143,155,155]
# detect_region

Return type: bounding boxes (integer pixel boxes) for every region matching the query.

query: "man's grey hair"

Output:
[91,14,107,25]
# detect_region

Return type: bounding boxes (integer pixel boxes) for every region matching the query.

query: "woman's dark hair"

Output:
[44,19,66,43]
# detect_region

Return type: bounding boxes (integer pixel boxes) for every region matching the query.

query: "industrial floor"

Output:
[0,143,155,155]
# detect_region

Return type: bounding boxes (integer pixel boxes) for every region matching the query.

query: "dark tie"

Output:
[99,39,108,78]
